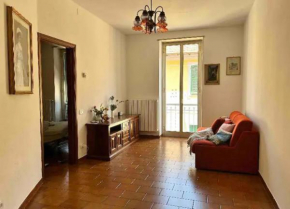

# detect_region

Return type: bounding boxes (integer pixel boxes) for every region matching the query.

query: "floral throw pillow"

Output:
[208,130,232,145]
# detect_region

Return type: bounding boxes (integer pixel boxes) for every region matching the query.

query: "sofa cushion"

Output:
[191,140,229,153]
[218,123,235,133]
[224,118,233,124]
[191,140,215,153]
[208,130,232,145]
[229,111,243,121]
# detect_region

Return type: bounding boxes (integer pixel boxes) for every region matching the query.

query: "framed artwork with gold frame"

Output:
[227,57,241,75]
[204,64,220,85]
[7,6,33,94]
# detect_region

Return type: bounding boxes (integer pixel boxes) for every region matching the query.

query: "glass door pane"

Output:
[165,45,180,132]
[182,44,199,132]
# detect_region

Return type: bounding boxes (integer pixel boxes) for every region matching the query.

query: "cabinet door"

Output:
[110,134,117,154]
[130,120,135,141]
[135,118,139,138]
[116,132,123,149]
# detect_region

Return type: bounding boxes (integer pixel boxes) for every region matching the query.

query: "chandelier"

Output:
[132,0,168,34]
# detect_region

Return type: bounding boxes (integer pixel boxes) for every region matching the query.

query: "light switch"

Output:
[79,109,84,115]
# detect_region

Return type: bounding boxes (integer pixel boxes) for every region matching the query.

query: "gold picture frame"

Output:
[227,57,241,75]
[7,6,33,94]
[204,64,220,85]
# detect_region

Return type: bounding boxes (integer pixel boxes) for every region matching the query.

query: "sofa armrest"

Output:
[195,131,259,174]
[211,118,225,133]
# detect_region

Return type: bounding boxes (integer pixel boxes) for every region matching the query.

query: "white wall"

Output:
[0,0,127,208]
[126,26,244,126]
[243,0,290,208]
[37,0,127,158]
[0,1,41,209]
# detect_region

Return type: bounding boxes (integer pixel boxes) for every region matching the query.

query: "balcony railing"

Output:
[166,104,198,132]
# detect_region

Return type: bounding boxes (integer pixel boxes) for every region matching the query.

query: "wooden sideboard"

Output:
[86,115,139,160]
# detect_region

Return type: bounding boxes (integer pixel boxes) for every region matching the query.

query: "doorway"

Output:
[162,40,203,137]
[38,33,78,176]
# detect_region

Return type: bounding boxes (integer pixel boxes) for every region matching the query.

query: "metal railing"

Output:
[166,104,198,132]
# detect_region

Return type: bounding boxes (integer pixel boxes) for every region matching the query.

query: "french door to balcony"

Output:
[162,41,202,137]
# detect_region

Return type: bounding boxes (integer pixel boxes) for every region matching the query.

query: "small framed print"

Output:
[227,57,241,75]
[7,6,33,94]
[204,64,220,85]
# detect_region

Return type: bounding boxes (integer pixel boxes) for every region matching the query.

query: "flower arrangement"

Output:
[109,96,128,118]
[109,96,128,111]
[91,104,109,122]
[91,104,108,115]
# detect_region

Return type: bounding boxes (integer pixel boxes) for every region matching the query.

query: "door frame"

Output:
[161,40,203,137]
[37,33,78,176]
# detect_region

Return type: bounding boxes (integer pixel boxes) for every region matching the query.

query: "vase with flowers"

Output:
[109,96,128,118]
[91,104,108,122]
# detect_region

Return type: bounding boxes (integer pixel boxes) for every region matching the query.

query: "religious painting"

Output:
[7,6,33,94]
[204,64,220,85]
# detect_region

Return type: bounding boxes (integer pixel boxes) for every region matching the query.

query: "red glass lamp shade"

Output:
[132,16,143,31]
[156,12,168,33]
[132,1,168,34]
[132,25,143,31]
[157,27,168,33]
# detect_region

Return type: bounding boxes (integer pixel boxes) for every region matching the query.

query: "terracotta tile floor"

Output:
[28,137,276,209]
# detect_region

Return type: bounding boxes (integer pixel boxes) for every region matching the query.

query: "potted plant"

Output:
[91,104,108,122]
[109,96,128,118]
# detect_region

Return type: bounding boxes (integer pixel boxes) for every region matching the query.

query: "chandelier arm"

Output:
[136,9,144,16]
[154,11,157,33]
[155,6,164,13]
[144,5,150,11]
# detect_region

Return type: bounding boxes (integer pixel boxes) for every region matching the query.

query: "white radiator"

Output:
[128,100,158,132]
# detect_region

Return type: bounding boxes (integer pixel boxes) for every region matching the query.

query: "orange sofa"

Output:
[192,111,260,174]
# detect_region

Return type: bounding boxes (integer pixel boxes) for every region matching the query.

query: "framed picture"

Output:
[204,64,220,85]
[227,57,241,75]
[7,6,33,94]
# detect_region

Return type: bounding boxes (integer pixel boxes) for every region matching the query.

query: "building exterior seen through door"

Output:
[162,41,203,137]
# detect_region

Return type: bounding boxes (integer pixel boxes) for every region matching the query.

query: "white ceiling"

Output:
[72,0,255,35]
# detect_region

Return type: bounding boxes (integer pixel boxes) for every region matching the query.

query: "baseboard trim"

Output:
[258,173,279,209]
[139,135,161,139]
[78,154,87,161]
[140,131,160,137]
[19,179,43,209]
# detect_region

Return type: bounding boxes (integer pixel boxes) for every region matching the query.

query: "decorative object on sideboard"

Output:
[109,96,128,118]
[132,0,168,34]
[91,104,108,123]
[7,6,33,94]
[227,57,241,75]
[204,64,220,85]
[102,114,109,122]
